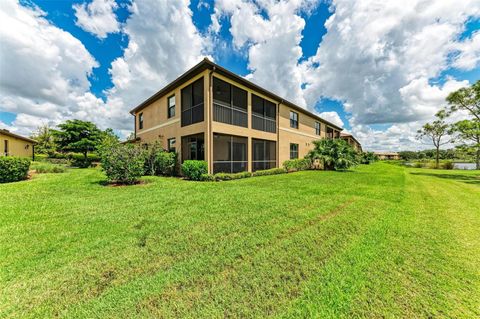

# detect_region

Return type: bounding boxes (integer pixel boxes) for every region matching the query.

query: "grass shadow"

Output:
[409,172,480,185]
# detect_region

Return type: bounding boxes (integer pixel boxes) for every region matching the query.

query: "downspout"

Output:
[32,144,35,161]
[278,100,282,168]
[133,114,137,140]
[208,67,215,174]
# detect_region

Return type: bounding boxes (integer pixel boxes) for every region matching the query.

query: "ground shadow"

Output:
[409,172,480,185]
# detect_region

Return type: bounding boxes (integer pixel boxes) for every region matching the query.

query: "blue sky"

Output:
[0,0,479,150]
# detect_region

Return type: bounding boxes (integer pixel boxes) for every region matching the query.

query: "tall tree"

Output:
[446,80,480,121]
[447,81,480,169]
[416,110,451,169]
[452,119,480,170]
[53,120,102,159]
[30,124,56,155]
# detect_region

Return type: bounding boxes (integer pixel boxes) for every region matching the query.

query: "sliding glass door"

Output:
[252,139,276,171]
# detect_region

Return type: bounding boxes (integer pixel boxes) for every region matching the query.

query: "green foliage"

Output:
[100,143,145,185]
[306,138,358,170]
[53,120,102,159]
[441,160,454,170]
[200,173,215,181]
[416,110,452,169]
[451,119,480,170]
[143,142,164,176]
[31,124,56,155]
[0,157,30,183]
[359,152,378,164]
[155,152,177,176]
[252,167,287,176]
[31,162,67,173]
[283,158,312,172]
[212,171,252,181]
[446,80,480,121]
[181,160,208,180]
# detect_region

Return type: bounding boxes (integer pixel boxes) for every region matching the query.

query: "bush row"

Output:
[181,160,288,181]
[31,162,67,174]
[283,158,312,172]
[0,157,31,183]
[411,160,454,169]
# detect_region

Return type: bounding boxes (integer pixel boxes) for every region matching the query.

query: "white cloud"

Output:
[104,0,209,131]
[319,111,344,128]
[452,31,480,70]
[73,0,120,39]
[0,0,103,135]
[210,0,317,107]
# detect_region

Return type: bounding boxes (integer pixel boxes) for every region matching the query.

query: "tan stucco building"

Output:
[130,58,344,174]
[374,152,400,160]
[340,133,362,153]
[0,129,36,159]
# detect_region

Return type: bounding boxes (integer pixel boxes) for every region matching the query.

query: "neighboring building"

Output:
[340,133,362,152]
[374,152,400,160]
[0,129,36,159]
[130,58,343,174]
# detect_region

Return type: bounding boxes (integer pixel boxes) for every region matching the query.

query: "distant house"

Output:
[374,152,400,160]
[340,133,362,152]
[0,129,36,160]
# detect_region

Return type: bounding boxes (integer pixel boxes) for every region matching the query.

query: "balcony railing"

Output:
[213,103,248,127]
[213,160,248,174]
[252,114,276,133]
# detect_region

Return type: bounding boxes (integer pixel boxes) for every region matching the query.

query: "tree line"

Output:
[416,80,480,169]
[30,119,118,159]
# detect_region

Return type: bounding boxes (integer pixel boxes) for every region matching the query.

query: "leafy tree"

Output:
[446,80,480,121]
[452,119,480,170]
[447,81,480,169]
[416,110,451,169]
[30,124,56,155]
[359,151,378,164]
[306,138,358,170]
[53,120,102,159]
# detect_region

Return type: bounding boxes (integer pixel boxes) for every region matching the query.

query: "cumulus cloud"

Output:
[319,111,344,128]
[0,0,208,136]
[105,0,209,130]
[210,0,317,107]
[73,0,120,39]
[0,0,103,135]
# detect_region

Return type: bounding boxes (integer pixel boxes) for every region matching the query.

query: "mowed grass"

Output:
[0,163,479,318]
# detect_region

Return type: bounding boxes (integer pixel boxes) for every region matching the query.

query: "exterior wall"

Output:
[133,70,211,164]
[0,133,34,158]
[278,103,325,165]
[131,69,343,173]
[341,136,362,152]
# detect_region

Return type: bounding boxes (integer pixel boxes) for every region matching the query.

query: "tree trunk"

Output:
[83,151,87,160]
[436,146,440,169]
[476,147,480,170]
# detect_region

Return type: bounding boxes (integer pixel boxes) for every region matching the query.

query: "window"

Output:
[138,113,144,130]
[315,122,321,135]
[167,138,176,153]
[290,111,298,129]
[181,77,204,126]
[213,134,248,173]
[213,77,247,127]
[167,95,175,118]
[326,127,334,139]
[290,143,299,159]
[252,139,276,171]
[251,94,276,133]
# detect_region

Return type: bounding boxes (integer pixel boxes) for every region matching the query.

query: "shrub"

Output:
[100,144,145,185]
[200,173,215,181]
[0,157,31,183]
[306,139,358,170]
[359,152,378,164]
[283,158,312,172]
[31,162,66,173]
[181,160,208,180]
[213,171,252,181]
[46,158,70,165]
[143,142,163,176]
[252,168,287,177]
[441,160,454,169]
[413,161,424,168]
[155,152,177,176]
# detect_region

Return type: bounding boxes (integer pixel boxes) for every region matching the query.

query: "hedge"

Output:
[283,158,312,172]
[252,168,287,176]
[181,160,208,180]
[0,157,31,183]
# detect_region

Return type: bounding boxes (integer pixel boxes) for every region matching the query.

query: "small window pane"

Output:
[181,85,192,111]
[192,78,204,106]
[265,100,276,118]
[252,94,264,115]
[213,77,230,105]
[232,86,247,110]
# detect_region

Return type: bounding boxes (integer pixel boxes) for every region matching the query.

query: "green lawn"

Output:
[1,163,479,318]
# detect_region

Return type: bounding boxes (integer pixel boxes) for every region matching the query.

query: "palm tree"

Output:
[307,139,358,170]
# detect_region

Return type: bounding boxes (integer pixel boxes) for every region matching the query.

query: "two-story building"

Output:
[340,133,362,153]
[129,58,343,174]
